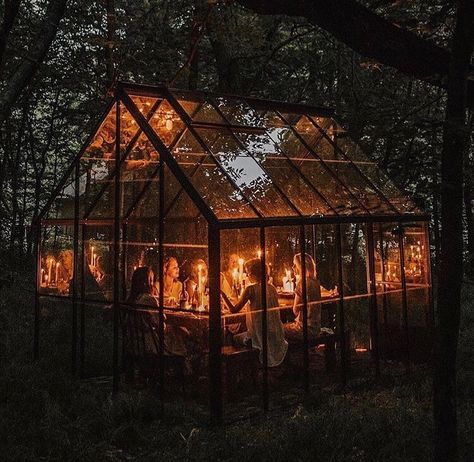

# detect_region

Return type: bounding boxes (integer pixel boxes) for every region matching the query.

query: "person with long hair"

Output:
[127,266,187,357]
[154,257,183,306]
[184,258,208,307]
[221,258,288,367]
[284,253,322,342]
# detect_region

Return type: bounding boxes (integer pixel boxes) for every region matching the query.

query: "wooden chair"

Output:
[221,345,260,400]
[121,307,186,393]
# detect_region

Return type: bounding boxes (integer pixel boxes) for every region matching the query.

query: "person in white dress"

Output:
[221,258,288,367]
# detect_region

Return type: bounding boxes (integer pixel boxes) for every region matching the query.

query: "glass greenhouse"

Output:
[34,82,433,423]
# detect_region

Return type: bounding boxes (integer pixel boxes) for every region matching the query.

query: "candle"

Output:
[48,258,53,284]
[232,268,239,285]
[41,269,45,286]
[91,246,94,265]
[197,264,203,307]
[238,258,244,283]
[283,269,294,292]
[55,262,60,283]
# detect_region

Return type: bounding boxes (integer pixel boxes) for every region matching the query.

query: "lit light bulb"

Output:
[165,118,173,131]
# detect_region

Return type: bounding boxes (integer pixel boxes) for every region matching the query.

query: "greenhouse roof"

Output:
[40,82,425,228]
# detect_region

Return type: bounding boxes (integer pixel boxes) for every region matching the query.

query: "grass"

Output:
[0,270,473,461]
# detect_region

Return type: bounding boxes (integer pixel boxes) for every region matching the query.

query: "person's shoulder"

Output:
[267,283,279,295]
[136,293,158,307]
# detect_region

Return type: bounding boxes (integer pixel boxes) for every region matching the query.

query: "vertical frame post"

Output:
[336,224,347,385]
[112,99,121,394]
[367,223,380,378]
[72,160,80,375]
[33,222,41,360]
[209,225,222,424]
[299,225,309,391]
[424,222,435,331]
[158,158,165,408]
[378,223,388,326]
[397,224,410,372]
[260,227,269,411]
[80,223,86,377]
[121,224,128,301]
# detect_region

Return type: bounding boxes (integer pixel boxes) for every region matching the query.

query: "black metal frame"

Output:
[33,82,433,425]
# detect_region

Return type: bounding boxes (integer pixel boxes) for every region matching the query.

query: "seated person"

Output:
[220,253,240,303]
[284,253,330,342]
[127,266,187,357]
[220,253,242,335]
[221,258,288,367]
[154,257,183,307]
[184,258,208,308]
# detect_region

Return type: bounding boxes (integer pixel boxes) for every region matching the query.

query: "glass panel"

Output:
[147,99,185,147]
[45,169,76,220]
[235,131,334,216]
[213,96,265,127]
[298,160,366,214]
[197,128,297,217]
[357,164,418,213]
[39,224,74,296]
[220,228,262,412]
[191,101,227,125]
[403,223,432,361]
[340,223,371,357]
[79,104,120,219]
[121,132,160,219]
[38,296,73,367]
[83,224,114,302]
[328,163,393,214]
[373,223,404,360]
[81,224,115,377]
[167,130,258,219]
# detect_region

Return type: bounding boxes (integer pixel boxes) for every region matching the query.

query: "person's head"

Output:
[191,259,208,281]
[226,254,239,272]
[164,257,179,280]
[128,266,154,303]
[245,258,268,283]
[293,253,316,279]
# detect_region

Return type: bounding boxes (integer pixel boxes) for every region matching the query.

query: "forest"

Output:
[0,1,473,461]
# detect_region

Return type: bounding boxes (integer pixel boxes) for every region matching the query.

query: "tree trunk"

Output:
[434,2,474,461]
[0,0,67,125]
[463,113,474,277]
[0,0,21,77]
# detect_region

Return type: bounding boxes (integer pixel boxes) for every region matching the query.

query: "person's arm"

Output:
[293,282,302,317]
[222,287,250,314]
[293,292,302,318]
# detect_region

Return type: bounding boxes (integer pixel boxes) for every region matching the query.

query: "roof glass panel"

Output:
[234,131,335,216]
[298,160,367,215]
[356,164,419,213]
[83,103,117,160]
[159,128,257,219]
[327,163,394,214]
[196,128,298,217]
[147,99,185,147]
[121,132,161,218]
[212,97,265,127]
[79,104,121,218]
[45,169,76,220]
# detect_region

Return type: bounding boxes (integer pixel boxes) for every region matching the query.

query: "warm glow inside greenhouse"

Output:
[34,82,433,423]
